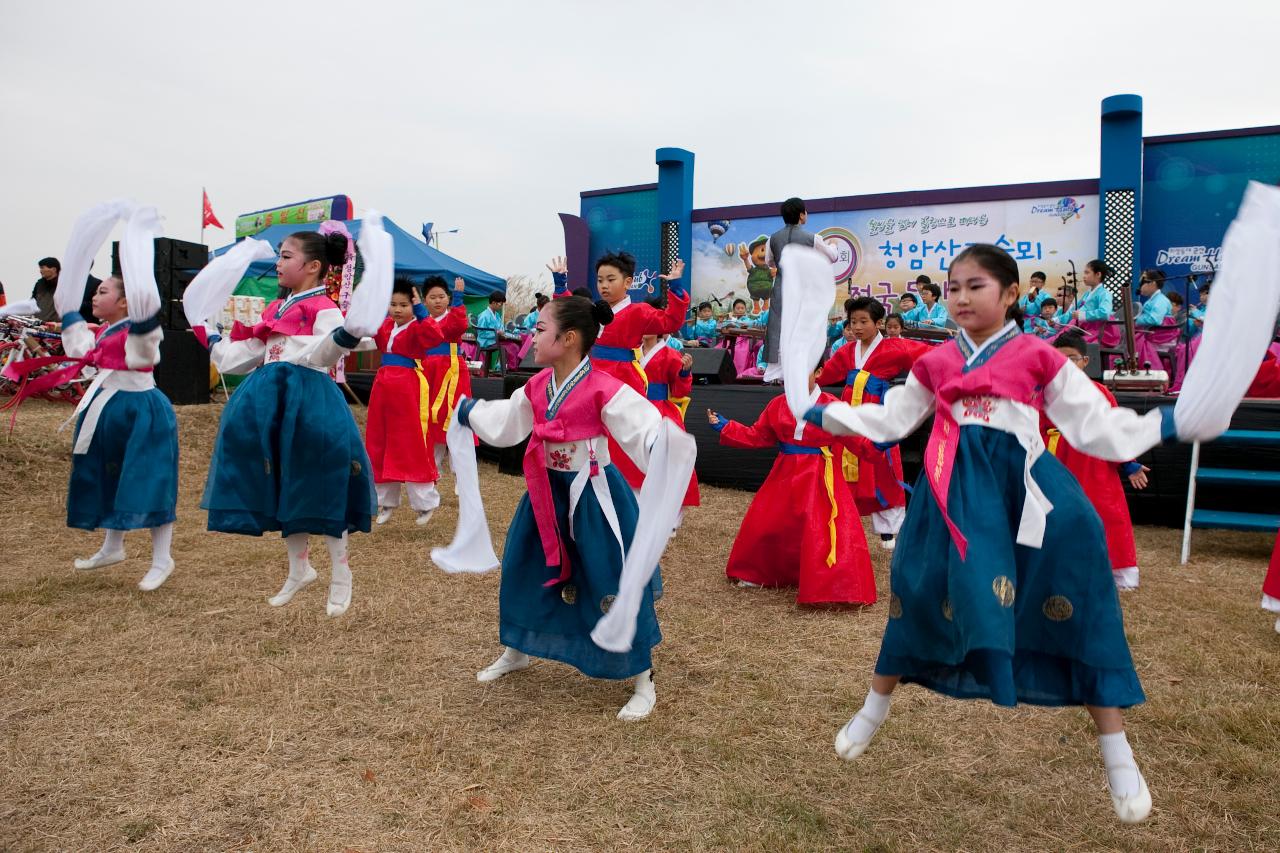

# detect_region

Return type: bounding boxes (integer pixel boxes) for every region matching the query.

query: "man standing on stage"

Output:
[762,197,839,381]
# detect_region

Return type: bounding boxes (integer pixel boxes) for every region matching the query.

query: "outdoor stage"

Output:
[345,371,1280,528]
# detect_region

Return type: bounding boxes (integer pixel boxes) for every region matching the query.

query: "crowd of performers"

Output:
[9,184,1280,828]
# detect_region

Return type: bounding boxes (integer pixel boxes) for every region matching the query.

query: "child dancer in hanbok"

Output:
[708,375,877,605]
[11,204,180,591]
[810,244,1177,823]
[546,252,689,490]
[1042,329,1150,589]
[198,230,377,617]
[418,275,472,472]
[453,296,690,720]
[815,297,927,550]
[366,277,462,526]
[640,322,699,513]
[63,274,178,590]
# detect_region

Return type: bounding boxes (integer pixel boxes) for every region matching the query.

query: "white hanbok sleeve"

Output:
[600,384,664,473]
[301,308,357,370]
[591,386,697,654]
[59,320,95,359]
[463,391,535,447]
[209,335,267,375]
[815,372,936,442]
[124,327,163,369]
[1042,362,1170,460]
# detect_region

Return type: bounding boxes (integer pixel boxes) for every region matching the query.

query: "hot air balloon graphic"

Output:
[707,220,731,243]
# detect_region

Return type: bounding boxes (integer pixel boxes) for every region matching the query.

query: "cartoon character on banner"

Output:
[739,235,775,313]
[318,219,356,384]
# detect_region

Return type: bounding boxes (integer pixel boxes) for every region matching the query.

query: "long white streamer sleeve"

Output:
[55,200,134,317]
[778,244,836,420]
[590,420,698,653]
[119,205,163,322]
[0,299,39,319]
[1174,181,1280,440]
[344,212,393,338]
[183,238,276,330]
[430,413,501,574]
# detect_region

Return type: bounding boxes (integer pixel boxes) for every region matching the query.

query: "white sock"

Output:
[99,529,126,558]
[287,533,311,576]
[846,687,892,743]
[618,669,657,721]
[326,533,352,609]
[268,533,315,606]
[1098,731,1142,798]
[149,522,174,568]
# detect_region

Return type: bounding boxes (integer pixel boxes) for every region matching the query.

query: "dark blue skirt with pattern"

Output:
[876,426,1145,708]
[499,465,661,680]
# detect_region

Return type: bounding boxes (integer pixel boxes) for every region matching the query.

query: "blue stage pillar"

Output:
[656,148,695,281]
[1098,94,1144,301]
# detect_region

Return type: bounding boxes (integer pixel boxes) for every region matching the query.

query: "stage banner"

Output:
[691,194,1098,316]
[1142,132,1280,306]
[235,195,354,238]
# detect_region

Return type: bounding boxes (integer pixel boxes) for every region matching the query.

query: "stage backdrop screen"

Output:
[691,194,1099,315]
[1141,131,1280,303]
[580,188,665,301]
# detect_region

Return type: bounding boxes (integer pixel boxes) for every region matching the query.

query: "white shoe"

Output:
[735,579,762,589]
[476,648,530,682]
[834,711,881,760]
[617,671,656,721]
[326,579,352,617]
[74,550,126,571]
[1109,765,1153,824]
[880,537,896,552]
[1274,617,1280,635]
[268,565,317,607]
[415,509,434,526]
[138,559,174,592]
[375,507,393,525]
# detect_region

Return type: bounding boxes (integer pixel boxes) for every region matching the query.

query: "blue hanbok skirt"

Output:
[876,426,1145,708]
[67,387,178,531]
[202,361,374,538]
[499,464,661,680]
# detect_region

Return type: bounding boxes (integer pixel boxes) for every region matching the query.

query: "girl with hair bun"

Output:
[198,229,375,618]
[808,243,1196,823]
[452,295,686,721]
[545,251,689,491]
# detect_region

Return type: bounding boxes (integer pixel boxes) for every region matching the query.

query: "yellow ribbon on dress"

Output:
[670,396,691,419]
[415,359,433,443]
[821,447,839,568]
[840,369,874,483]
[1046,427,1061,457]
[429,343,462,429]
[631,347,648,389]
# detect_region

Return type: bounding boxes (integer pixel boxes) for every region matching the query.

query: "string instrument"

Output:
[1104,282,1169,392]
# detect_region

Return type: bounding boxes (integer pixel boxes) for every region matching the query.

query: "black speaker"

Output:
[112,238,209,330]
[111,238,208,279]
[687,346,736,384]
[155,329,211,405]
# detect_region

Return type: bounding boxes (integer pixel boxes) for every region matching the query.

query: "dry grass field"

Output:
[1,399,1278,852]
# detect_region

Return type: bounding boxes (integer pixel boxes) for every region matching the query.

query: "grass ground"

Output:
[1,399,1278,852]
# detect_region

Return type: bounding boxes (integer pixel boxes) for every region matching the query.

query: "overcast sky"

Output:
[2,0,1275,295]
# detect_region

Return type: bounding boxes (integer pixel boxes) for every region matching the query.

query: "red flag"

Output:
[202,188,224,230]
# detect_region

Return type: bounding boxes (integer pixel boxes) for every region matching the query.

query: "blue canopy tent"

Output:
[212,217,507,297]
